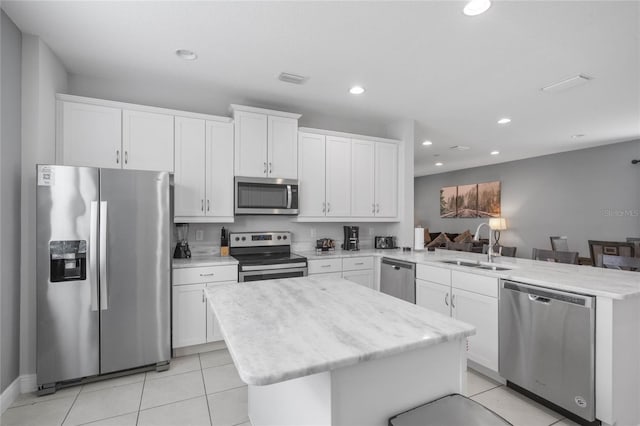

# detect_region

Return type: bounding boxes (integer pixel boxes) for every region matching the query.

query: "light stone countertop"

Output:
[205,277,475,386]
[297,248,640,300]
[172,254,238,269]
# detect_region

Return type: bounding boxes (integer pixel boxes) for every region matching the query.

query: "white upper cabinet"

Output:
[268,115,298,179]
[57,95,174,173]
[59,101,122,169]
[298,132,326,217]
[234,111,268,178]
[325,136,351,217]
[351,139,376,217]
[174,117,234,222]
[232,105,301,179]
[174,117,206,217]
[122,110,174,172]
[374,142,398,217]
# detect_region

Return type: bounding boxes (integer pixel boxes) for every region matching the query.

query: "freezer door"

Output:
[99,169,171,374]
[36,165,100,385]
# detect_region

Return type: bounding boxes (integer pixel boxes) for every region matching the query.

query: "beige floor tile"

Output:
[208,387,248,426]
[551,419,580,426]
[10,385,81,408]
[80,373,146,393]
[63,382,142,426]
[202,364,245,395]
[140,370,204,410]
[1,396,75,426]
[79,412,138,426]
[138,395,211,426]
[465,369,502,397]
[146,354,202,380]
[200,349,233,369]
[234,422,252,426]
[471,386,563,426]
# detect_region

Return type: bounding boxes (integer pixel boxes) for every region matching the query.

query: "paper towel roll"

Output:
[414,227,425,251]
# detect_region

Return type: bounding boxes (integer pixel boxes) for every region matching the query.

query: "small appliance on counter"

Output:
[375,236,397,249]
[220,227,229,257]
[316,238,336,253]
[342,226,360,251]
[174,223,191,259]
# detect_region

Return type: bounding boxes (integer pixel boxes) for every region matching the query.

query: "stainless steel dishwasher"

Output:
[499,280,596,422]
[380,258,416,303]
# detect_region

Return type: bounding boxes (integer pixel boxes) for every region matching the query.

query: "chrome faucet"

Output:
[474,222,495,263]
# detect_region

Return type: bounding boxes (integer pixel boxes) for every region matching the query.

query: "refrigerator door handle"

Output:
[89,201,99,311]
[99,201,109,310]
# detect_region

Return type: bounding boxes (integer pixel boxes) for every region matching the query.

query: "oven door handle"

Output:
[286,185,292,209]
[242,262,307,272]
[239,267,308,282]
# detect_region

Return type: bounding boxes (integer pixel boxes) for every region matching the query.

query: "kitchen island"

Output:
[205,276,475,426]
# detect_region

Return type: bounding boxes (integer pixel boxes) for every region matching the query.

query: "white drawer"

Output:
[416,264,451,285]
[342,256,374,271]
[308,258,342,274]
[451,270,498,298]
[173,265,237,285]
[310,272,343,280]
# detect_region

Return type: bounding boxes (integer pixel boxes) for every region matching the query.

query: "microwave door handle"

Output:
[287,185,292,209]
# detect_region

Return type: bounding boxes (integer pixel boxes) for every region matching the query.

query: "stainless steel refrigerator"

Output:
[36,165,171,393]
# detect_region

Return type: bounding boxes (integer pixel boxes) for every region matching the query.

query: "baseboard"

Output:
[467,360,506,384]
[172,341,227,358]
[0,374,38,414]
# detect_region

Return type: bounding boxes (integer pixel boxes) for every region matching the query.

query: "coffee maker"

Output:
[174,223,192,259]
[342,226,360,251]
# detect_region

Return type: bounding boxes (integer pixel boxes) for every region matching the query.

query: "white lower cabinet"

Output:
[172,265,237,349]
[416,265,499,372]
[342,256,375,289]
[342,269,374,289]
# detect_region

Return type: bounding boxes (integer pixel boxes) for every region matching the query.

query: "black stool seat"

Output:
[389,394,512,426]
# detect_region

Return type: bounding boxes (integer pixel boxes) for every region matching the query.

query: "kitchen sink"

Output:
[438,259,513,271]
[476,265,512,271]
[438,260,480,267]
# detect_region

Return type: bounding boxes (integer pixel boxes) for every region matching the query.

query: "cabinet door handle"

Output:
[202,290,205,303]
[327,202,331,213]
[321,264,331,268]
[124,151,128,165]
[264,162,267,174]
[445,293,449,306]
[372,204,376,213]
[322,202,326,213]
[269,162,272,173]
[207,200,210,212]
[354,262,364,265]
[451,294,456,308]
[116,150,120,164]
[200,273,215,277]
[376,203,380,213]
[201,200,204,212]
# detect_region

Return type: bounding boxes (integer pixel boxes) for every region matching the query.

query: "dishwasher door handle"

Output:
[528,294,551,304]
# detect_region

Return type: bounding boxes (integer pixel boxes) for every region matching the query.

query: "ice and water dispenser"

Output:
[49,240,87,282]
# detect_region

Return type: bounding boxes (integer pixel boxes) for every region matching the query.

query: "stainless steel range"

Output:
[230,232,308,282]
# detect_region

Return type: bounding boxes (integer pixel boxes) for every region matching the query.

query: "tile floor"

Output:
[2,349,579,426]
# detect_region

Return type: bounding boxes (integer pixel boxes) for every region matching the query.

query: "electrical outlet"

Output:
[195,229,204,241]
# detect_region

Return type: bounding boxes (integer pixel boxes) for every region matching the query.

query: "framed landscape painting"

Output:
[477,181,501,217]
[440,186,457,218]
[456,184,478,218]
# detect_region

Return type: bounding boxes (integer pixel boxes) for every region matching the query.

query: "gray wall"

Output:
[1,9,22,393]
[415,140,640,259]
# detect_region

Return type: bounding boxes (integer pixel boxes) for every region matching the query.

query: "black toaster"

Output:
[375,236,396,249]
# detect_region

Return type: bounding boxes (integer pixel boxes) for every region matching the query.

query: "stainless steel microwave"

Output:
[235,177,299,215]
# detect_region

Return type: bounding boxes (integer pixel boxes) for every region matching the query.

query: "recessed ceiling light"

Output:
[175,49,197,61]
[541,75,592,93]
[490,150,500,155]
[497,117,511,125]
[463,0,491,16]
[450,145,471,151]
[422,140,433,146]
[571,134,585,139]
[435,162,444,167]
[278,72,308,85]
[349,86,365,95]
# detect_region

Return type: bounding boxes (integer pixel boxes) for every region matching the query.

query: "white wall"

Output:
[414,139,640,259]
[19,35,68,378]
[386,120,415,249]
[1,9,22,394]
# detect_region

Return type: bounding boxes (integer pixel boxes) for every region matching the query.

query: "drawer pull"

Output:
[200,273,215,277]
[354,262,364,265]
[321,265,331,268]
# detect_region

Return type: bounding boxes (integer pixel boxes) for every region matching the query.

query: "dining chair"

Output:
[588,240,635,267]
[549,236,569,252]
[532,248,579,264]
[482,244,517,257]
[445,241,473,252]
[600,254,640,271]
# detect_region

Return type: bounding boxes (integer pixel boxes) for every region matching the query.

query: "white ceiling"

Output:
[3,1,639,176]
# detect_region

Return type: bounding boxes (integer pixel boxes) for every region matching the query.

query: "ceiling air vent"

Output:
[278,72,308,85]
[541,75,592,93]
[449,145,471,151]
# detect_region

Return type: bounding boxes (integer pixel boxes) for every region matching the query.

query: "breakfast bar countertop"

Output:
[204,276,475,386]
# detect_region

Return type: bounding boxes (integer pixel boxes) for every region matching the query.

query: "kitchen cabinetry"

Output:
[172,265,237,349]
[415,264,499,372]
[57,95,175,172]
[351,139,398,218]
[231,105,300,179]
[174,117,234,222]
[308,257,374,289]
[298,132,351,218]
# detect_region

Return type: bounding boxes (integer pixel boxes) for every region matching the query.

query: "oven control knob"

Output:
[241,236,246,241]
[235,237,240,241]
[277,236,282,240]
[283,235,287,240]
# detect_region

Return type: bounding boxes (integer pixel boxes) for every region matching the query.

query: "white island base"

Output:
[248,339,467,426]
